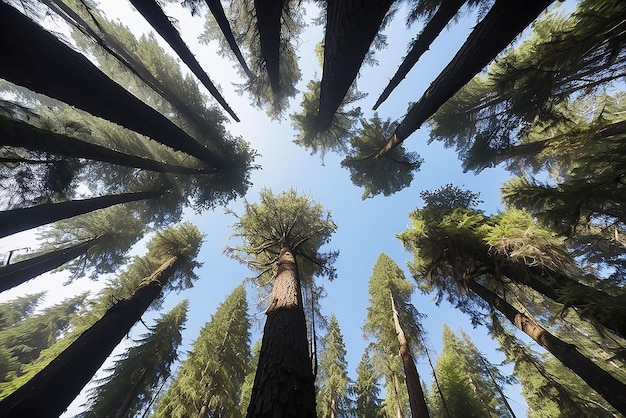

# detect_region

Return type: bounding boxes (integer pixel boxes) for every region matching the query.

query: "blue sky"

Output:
[0,1,578,415]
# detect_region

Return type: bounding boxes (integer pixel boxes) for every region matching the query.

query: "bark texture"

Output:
[0,256,182,418]
[246,247,316,417]
[253,0,284,93]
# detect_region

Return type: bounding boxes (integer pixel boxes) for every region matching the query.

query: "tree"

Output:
[79,300,189,418]
[0,223,204,417]
[0,292,45,330]
[316,314,352,418]
[151,284,250,418]
[354,350,383,418]
[227,189,338,417]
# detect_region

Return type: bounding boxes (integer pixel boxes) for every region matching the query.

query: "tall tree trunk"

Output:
[0,256,182,418]
[253,0,283,93]
[205,0,253,79]
[317,0,394,130]
[467,279,626,415]
[0,235,106,293]
[378,0,554,157]
[0,3,227,169]
[476,353,517,418]
[391,295,430,418]
[0,189,161,238]
[373,0,466,110]
[127,0,239,121]
[0,115,216,175]
[246,247,316,417]
[329,389,337,418]
[392,373,404,418]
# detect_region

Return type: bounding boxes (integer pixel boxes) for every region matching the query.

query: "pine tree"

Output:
[354,349,383,418]
[152,285,250,418]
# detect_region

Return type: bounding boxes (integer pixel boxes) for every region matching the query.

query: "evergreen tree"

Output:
[151,285,250,418]
[354,350,383,418]
[80,299,189,418]
[0,292,45,330]
[240,340,262,416]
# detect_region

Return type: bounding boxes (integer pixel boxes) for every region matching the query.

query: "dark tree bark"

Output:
[0,256,182,418]
[0,189,162,238]
[205,0,254,79]
[0,115,216,175]
[317,0,395,131]
[378,0,554,157]
[253,0,284,93]
[128,0,239,121]
[373,0,466,110]
[0,235,106,293]
[246,247,316,417]
[467,279,626,415]
[391,295,430,418]
[0,3,228,169]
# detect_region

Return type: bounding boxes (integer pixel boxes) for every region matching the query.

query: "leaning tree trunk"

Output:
[253,0,284,93]
[246,247,316,417]
[373,0,466,110]
[0,255,182,418]
[378,0,554,157]
[0,189,162,238]
[391,295,430,418]
[0,235,106,293]
[467,278,626,415]
[317,0,394,131]
[0,3,227,169]
[128,0,239,121]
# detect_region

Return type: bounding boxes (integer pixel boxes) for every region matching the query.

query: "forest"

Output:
[0,0,625,417]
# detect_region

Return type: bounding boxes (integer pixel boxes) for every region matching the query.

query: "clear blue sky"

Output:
[0,1,576,415]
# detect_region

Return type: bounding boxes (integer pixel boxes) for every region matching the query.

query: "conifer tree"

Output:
[354,349,383,418]
[0,292,45,330]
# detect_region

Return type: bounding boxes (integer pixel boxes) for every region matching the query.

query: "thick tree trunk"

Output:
[467,279,626,415]
[0,3,227,169]
[318,0,395,130]
[373,0,466,110]
[0,256,182,418]
[205,0,253,79]
[253,0,283,93]
[391,296,430,418]
[0,235,106,293]
[0,115,216,175]
[246,247,316,417]
[379,0,554,156]
[0,189,161,238]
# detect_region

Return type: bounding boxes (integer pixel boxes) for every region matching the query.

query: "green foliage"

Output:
[353,349,383,418]
[0,292,45,330]
[239,339,261,416]
[152,285,250,418]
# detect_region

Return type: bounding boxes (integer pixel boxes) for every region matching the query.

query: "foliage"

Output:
[0,292,45,330]
[353,349,383,418]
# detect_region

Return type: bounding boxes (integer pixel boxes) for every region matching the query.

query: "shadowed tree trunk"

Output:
[391,295,430,418]
[467,278,626,415]
[317,0,395,131]
[378,0,554,157]
[0,255,183,418]
[373,0,466,110]
[0,189,162,238]
[253,0,284,93]
[0,3,228,169]
[246,247,316,417]
[114,367,151,418]
[128,0,239,121]
[0,235,106,293]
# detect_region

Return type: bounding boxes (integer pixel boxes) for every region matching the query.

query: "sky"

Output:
[0,1,575,416]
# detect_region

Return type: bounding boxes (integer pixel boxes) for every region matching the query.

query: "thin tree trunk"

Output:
[392,373,404,418]
[373,0,466,110]
[467,279,626,415]
[0,3,227,169]
[391,295,430,418]
[253,0,283,93]
[477,353,517,418]
[0,189,161,238]
[0,235,106,293]
[378,0,554,157]
[114,367,151,418]
[205,0,253,79]
[0,256,182,418]
[128,0,239,121]
[246,247,316,417]
[329,389,337,418]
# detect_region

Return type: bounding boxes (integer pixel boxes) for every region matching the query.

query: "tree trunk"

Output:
[476,353,517,418]
[246,247,316,417]
[0,256,182,418]
[373,0,466,110]
[392,373,404,418]
[128,0,239,122]
[467,279,626,415]
[0,3,228,169]
[379,0,554,156]
[205,0,253,79]
[0,235,106,293]
[253,0,283,93]
[114,366,151,418]
[391,295,430,418]
[0,115,216,175]
[329,389,337,418]
[318,0,394,130]
[0,189,162,238]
